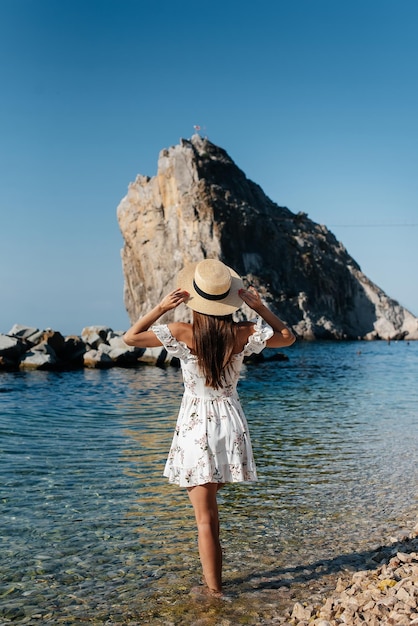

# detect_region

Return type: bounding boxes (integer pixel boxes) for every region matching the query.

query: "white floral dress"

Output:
[151,318,274,487]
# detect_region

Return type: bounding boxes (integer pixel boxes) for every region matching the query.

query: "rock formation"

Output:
[117,135,418,340]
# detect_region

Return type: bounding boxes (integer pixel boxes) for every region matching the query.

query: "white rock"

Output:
[83,349,113,368]
[7,324,39,339]
[291,602,312,621]
[0,334,20,352]
[81,326,112,348]
[19,345,57,370]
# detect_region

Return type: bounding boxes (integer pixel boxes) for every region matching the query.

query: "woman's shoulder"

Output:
[234,321,256,353]
[235,321,255,334]
[167,322,193,345]
[152,322,194,357]
[236,321,256,332]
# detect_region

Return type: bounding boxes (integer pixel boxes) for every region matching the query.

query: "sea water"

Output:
[1,341,417,624]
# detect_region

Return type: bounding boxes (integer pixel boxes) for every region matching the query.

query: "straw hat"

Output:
[176,259,244,316]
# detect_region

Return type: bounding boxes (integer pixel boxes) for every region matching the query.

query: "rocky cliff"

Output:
[117,135,418,340]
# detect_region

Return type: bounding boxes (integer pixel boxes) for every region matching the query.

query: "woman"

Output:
[123,259,295,597]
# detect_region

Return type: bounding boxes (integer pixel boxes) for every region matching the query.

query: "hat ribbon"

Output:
[193,279,230,301]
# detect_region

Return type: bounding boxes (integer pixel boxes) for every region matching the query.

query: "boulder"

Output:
[81,326,113,349]
[0,334,25,369]
[83,349,114,369]
[0,334,23,358]
[98,341,144,365]
[60,336,87,368]
[19,343,58,370]
[40,330,66,355]
[137,346,172,366]
[7,324,40,341]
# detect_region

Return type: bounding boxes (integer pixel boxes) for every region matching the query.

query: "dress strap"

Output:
[151,324,191,360]
[243,317,274,356]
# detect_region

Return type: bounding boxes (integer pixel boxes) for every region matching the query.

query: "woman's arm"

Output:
[239,286,296,348]
[123,289,189,348]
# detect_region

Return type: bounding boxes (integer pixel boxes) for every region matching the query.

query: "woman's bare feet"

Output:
[190,585,224,599]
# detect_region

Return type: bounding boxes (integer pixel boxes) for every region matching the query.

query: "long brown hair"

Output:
[192,311,237,389]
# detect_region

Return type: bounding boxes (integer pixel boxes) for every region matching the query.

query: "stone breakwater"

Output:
[0,324,288,371]
[283,524,418,626]
[0,324,167,371]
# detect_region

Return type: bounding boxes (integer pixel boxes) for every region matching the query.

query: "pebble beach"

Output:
[274,522,418,626]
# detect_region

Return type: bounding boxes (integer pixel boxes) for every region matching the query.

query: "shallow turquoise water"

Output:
[1,341,417,623]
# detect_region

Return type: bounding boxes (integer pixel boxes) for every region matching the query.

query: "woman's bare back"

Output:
[169,321,256,355]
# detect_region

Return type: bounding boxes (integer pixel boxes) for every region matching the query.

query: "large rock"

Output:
[0,334,23,357]
[81,326,113,349]
[117,135,418,340]
[83,349,114,369]
[0,334,25,370]
[7,324,41,342]
[19,343,58,370]
[60,336,87,367]
[82,327,146,365]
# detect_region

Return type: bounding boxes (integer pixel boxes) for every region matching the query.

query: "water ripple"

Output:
[0,342,417,623]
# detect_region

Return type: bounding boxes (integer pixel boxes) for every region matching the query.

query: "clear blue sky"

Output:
[1,0,417,335]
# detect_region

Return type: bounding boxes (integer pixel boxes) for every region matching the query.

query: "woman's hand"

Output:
[123,289,189,347]
[239,286,296,347]
[238,286,263,312]
[159,289,190,313]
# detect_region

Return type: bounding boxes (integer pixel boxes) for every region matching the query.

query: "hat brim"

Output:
[176,262,244,316]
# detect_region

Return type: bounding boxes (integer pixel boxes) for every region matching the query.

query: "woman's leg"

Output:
[187,483,223,595]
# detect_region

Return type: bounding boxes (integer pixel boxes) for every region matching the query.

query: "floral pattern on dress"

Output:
[151,319,274,487]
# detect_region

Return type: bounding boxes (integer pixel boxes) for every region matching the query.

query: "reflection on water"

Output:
[1,341,417,623]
